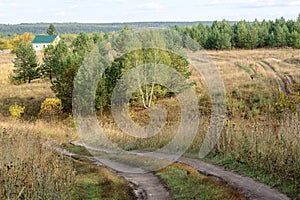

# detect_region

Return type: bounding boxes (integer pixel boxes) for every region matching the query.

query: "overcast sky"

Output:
[0,0,299,24]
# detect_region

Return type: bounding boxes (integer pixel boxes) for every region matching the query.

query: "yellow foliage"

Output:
[9,103,25,118]
[39,98,63,117]
[0,38,12,50]
[10,32,35,52]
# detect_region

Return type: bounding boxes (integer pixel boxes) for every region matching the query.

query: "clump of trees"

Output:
[11,14,300,112]
[12,42,39,83]
[47,24,56,35]
[178,15,300,50]
[0,32,34,52]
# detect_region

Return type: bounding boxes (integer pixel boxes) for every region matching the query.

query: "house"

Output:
[32,35,60,51]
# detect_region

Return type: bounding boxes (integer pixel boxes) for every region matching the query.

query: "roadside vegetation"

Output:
[0,15,300,199]
[156,163,246,200]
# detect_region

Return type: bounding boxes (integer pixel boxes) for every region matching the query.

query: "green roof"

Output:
[32,35,58,44]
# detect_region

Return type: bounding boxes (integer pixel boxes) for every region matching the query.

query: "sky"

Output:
[0,0,299,24]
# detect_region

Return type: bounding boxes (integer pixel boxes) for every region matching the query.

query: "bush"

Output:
[39,98,63,117]
[9,103,25,119]
[8,72,25,85]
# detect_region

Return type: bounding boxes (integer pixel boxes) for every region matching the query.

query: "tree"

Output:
[40,41,69,82]
[10,32,35,53]
[289,31,300,48]
[101,30,191,110]
[72,32,94,60]
[234,21,248,48]
[206,21,233,50]
[257,20,270,47]
[49,33,94,110]
[51,53,81,110]
[13,42,39,83]
[0,38,12,50]
[246,22,259,49]
[47,24,56,35]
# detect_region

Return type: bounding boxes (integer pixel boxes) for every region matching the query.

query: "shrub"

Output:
[8,72,25,85]
[9,103,25,119]
[39,98,63,117]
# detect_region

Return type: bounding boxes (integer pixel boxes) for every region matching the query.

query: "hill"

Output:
[0,21,230,34]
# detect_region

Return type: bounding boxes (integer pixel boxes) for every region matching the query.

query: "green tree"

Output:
[274,24,288,47]
[40,41,69,82]
[13,42,39,83]
[234,21,248,48]
[257,20,270,47]
[99,29,192,110]
[197,23,209,47]
[49,34,94,110]
[289,31,300,48]
[72,32,94,60]
[246,22,259,49]
[295,14,300,33]
[51,53,81,110]
[47,24,56,35]
[91,32,105,44]
[206,21,233,50]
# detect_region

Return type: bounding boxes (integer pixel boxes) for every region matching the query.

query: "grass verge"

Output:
[206,155,300,199]
[156,163,246,200]
[72,159,133,200]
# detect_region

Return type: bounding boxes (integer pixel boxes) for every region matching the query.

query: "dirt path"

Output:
[258,61,289,95]
[65,142,290,200]
[260,59,297,94]
[178,157,289,200]
[50,145,172,200]
[129,151,290,200]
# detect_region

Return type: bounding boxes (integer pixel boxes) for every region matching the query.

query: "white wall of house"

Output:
[33,43,51,51]
[32,36,61,51]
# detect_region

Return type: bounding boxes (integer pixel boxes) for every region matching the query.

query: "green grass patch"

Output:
[156,163,246,200]
[73,160,133,200]
[206,154,300,199]
[62,143,92,156]
[235,63,252,74]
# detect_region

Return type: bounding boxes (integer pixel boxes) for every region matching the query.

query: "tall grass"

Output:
[0,126,76,199]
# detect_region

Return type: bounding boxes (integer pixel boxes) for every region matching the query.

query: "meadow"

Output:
[0,48,299,199]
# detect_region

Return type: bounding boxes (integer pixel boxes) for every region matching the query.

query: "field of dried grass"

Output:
[0,48,299,198]
[0,51,133,200]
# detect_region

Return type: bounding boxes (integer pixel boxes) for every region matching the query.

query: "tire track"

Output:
[258,61,289,94]
[129,151,290,200]
[66,142,290,200]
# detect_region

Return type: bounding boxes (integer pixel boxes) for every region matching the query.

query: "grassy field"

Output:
[0,48,299,199]
[0,51,134,199]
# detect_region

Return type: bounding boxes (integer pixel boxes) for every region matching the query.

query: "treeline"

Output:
[177,15,300,49]
[0,22,214,35]
[12,30,193,111]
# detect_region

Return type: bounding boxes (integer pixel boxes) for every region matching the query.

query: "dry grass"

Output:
[0,127,76,199]
[0,52,54,118]
[0,48,299,198]
[96,48,300,197]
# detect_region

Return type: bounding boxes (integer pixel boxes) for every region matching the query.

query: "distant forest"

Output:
[0,22,221,34]
[1,15,300,50]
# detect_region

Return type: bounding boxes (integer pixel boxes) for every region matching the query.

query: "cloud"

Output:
[287,0,300,6]
[114,0,128,3]
[203,0,300,8]
[9,2,29,8]
[70,4,79,9]
[55,11,69,16]
[138,2,164,10]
